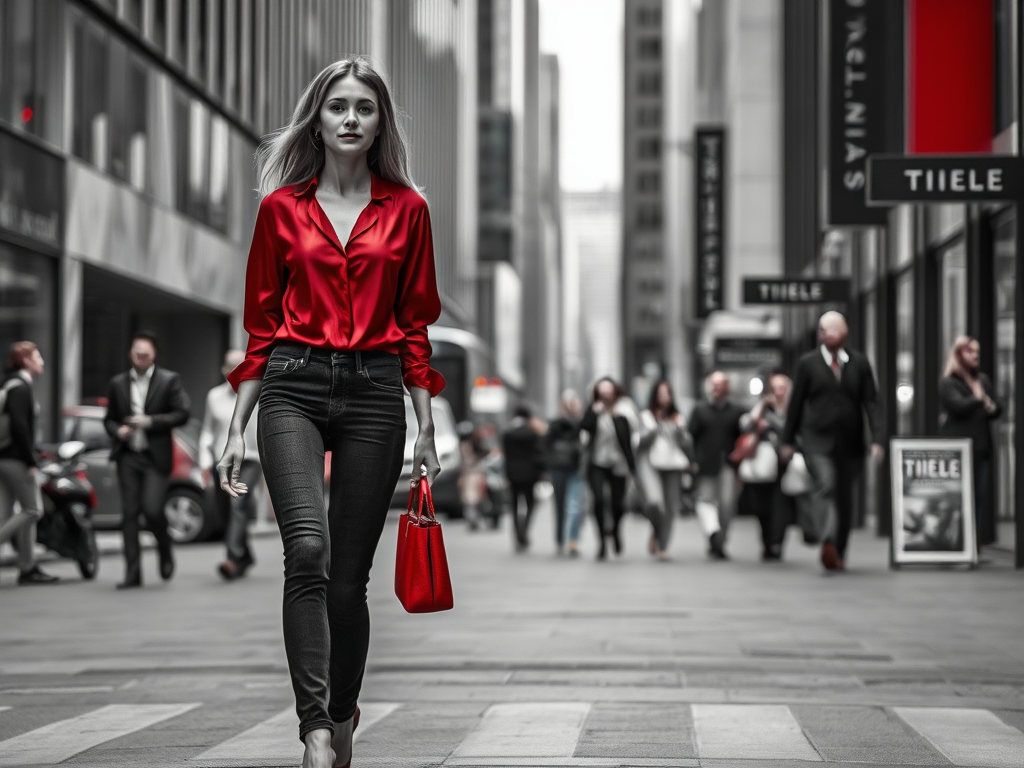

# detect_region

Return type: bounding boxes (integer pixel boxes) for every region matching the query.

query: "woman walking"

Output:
[938,336,1001,553]
[545,389,585,555]
[217,58,445,768]
[0,341,59,585]
[579,378,636,560]
[637,380,689,561]
[741,373,792,561]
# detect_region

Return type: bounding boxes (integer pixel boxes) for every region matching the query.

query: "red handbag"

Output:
[728,432,759,465]
[395,478,454,613]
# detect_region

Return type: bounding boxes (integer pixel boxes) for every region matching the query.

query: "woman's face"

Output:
[769,376,789,403]
[960,341,981,371]
[596,381,616,405]
[655,383,672,409]
[317,74,382,160]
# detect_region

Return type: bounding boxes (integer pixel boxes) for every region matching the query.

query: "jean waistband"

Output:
[273,342,398,372]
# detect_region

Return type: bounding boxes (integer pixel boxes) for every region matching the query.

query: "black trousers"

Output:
[258,343,406,741]
[509,481,537,546]
[587,464,626,551]
[744,481,787,554]
[116,449,172,583]
[804,452,863,559]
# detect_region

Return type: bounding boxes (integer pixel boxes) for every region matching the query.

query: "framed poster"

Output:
[890,439,977,567]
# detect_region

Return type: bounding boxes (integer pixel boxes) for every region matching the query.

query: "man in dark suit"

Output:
[502,405,547,551]
[781,311,883,571]
[104,332,190,588]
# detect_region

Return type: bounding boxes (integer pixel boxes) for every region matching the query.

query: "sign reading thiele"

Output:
[695,127,725,318]
[743,278,851,305]
[867,155,1024,205]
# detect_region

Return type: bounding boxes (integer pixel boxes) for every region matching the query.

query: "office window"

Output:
[633,241,661,260]
[638,37,661,59]
[637,71,661,95]
[123,0,143,31]
[0,0,65,145]
[636,171,660,193]
[108,40,149,188]
[636,205,662,230]
[637,137,660,159]
[209,114,229,231]
[149,0,167,52]
[71,15,110,170]
[637,105,660,128]
[637,7,662,26]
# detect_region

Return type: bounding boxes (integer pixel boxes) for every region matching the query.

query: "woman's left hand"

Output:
[413,431,441,486]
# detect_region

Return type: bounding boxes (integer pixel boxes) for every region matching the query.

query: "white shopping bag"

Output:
[695,500,721,536]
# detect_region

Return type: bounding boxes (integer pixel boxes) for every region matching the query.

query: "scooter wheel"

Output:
[78,531,99,580]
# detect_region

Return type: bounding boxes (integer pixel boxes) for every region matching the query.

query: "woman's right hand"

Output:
[217,433,248,498]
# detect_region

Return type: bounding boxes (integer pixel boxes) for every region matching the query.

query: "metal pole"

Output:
[1015,0,1024,568]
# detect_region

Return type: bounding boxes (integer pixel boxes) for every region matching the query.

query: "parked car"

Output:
[61,405,220,544]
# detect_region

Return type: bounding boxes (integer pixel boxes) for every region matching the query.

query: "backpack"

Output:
[0,378,25,452]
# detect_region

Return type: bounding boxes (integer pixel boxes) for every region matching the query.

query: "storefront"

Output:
[0,127,64,441]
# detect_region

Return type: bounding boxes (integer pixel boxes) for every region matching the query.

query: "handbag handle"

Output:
[405,477,438,526]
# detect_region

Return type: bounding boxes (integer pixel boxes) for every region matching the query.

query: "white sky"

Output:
[539,0,623,192]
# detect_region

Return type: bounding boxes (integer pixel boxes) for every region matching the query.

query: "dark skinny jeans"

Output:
[257,343,406,741]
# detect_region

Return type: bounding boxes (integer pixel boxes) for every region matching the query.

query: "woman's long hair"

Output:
[256,57,415,196]
[591,377,625,405]
[647,380,679,418]
[943,335,979,379]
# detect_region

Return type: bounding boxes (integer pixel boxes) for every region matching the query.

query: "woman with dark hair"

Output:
[217,58,445,768]
[0,341,58,585]
[741,373,792,561]
[579,377,636,560]
[938,335,1001,553]
[637,380,690,561]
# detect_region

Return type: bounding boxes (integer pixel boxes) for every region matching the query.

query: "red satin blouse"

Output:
[227,174,445,396]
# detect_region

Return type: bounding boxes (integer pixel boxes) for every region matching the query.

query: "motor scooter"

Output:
[35,440,100,579]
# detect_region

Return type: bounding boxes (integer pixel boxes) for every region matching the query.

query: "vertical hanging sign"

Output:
[826,0,892,226]
[695,126,725,318]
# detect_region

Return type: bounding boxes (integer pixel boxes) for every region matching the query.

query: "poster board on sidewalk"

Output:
[890,439,977,566]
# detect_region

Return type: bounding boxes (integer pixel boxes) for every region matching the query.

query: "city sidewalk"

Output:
[0,498,1022,767]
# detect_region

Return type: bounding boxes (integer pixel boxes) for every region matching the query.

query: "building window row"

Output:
[636,7,662,27]
[632,241,661,260]
[637,137,661,159]
[637,105,661,128]
[637,71,662,96]
[637,37,661,59]
[636,171,660,193]
[635,205,662,230]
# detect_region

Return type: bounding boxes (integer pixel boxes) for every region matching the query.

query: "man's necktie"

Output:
[831,354,842,381]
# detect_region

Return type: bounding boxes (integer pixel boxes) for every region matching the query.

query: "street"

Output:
[1,498,1022,768]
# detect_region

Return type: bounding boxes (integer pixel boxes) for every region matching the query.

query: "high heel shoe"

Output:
[331,706,361,768]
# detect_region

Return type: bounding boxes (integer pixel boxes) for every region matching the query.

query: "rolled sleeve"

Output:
[228,198,285,391]
[395,199,445,396]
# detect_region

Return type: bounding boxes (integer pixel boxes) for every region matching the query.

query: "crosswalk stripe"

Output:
[0,703,199,766]
[691,704,822,761]
[450,702,591,759]
[895,707,1024,768]
[192,702,399,763]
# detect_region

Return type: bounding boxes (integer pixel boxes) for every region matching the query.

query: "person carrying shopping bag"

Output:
[636,380,690,561]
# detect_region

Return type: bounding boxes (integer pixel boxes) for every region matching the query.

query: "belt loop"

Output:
[302,346,311,366]
[355,351,363,374]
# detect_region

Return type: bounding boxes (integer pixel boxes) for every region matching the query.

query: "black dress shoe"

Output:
[17,566,60,585]
[159,550,175,581]
[116,579,142,590]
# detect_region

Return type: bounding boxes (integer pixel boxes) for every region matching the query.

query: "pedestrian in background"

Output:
[545,389,585,556]
[0,341,59,585]
[741,373,791,562]
[781,311,883,572]
[104,332,191,589]
[688,372,744,560]
[200,350,262,580]
[580,377,636,560]
[457,423,488,531]
[217,58,446,768]
[636,380,690,562]
[939,335,1002,555]
[502,405,546,552]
